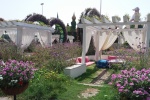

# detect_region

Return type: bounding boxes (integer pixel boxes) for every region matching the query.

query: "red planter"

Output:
[145,97,150,100]
[1,83,29,95]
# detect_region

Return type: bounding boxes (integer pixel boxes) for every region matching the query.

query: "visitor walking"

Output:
[130,7,140,22]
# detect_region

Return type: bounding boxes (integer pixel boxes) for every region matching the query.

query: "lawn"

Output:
[75,64,104,83]
[57,83,119,100]
[0,64,120,100]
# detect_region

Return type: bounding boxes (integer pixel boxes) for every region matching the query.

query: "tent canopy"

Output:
[77,14,150,63]
[0,21,55,49]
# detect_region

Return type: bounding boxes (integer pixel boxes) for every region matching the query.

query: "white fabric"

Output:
[93,31,118,60]
[93,31,108,60]
[21,28,35,49]
[93,31,108,51]
[6,29,17,44]
[38,30,50,47]
[123,30,146,51]
[67,35,74,43]
[81,18,118,60]
[85,27,94,53]
[102,31,118,50]
[119,34,126,44]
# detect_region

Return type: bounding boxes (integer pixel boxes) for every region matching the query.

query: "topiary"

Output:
[49,18,67,42]
[25,13,49,25]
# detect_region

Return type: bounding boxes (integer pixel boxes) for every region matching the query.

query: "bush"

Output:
[0,42,22,61]
[19,68,72,100]
[109,68,150,100]
[24,43,82,73]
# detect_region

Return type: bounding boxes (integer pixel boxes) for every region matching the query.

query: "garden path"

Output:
[91,69,112,85]
[78,69,112,99]
[0,96,13,100]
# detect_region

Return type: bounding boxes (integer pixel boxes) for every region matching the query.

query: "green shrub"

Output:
[0,42,22,61]
[22,45,50,68]
[20,68,72,100]
[24,43,82,73]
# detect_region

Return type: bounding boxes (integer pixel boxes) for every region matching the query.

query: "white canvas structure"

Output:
[0,21,55,49]
[77,14,150,64]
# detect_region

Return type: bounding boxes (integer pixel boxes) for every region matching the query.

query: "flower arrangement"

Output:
[109,68,150,100]
[0,59,36,88]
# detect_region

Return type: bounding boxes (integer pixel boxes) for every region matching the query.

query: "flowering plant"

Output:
[0,59,36,88]
[109,68,150,100]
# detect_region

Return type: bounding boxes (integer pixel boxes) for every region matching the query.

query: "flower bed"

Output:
[109,68,150,100]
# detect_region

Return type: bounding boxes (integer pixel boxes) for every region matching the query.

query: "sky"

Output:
[0,0,150,26]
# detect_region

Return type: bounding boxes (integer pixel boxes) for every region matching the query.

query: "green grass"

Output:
[0,64,122,100]
[57,83,119,100]
[75,64,104,83]
[0,82,119,100]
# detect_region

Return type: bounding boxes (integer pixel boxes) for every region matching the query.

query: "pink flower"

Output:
[116,83,121,87]
[108,82,112,85]
[117,74,122,78]
[133,90,141,94]
[129,82,134,86]
[130,68,136,72]
[119,88,123,92]
[120,86,124,89]
[111,74,117,81]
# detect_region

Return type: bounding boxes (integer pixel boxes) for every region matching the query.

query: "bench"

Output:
[64,63,86,78]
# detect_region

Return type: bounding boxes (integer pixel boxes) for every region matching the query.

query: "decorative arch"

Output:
[78,8,101,43]
[49,18,67,42]
[24,14,49,25]
[24,14,67,42]
[0,18,4,21]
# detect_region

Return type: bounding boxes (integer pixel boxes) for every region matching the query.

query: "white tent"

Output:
[77,14,150,64]
[0,21,55,49]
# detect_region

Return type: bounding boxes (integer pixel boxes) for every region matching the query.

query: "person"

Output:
[130,7,140,22]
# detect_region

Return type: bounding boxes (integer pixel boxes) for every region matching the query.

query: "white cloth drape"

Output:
[102,31,118,50]
[119,34,126,44]
[93,31,108,51]
[93,31,108,60]
[38,30,50,47]
[21,28,35,49]
[93,31,118,60]
[123,30,146,51]
[6,29,17,44]
[93,31,118,50]
[67,35,74,43]
[85,27,94,53]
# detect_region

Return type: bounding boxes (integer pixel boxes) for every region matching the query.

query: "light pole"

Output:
[100,0,102,16]
[41,3,44,15]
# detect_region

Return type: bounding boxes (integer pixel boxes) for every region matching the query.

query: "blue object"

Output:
[95,60,109,68]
